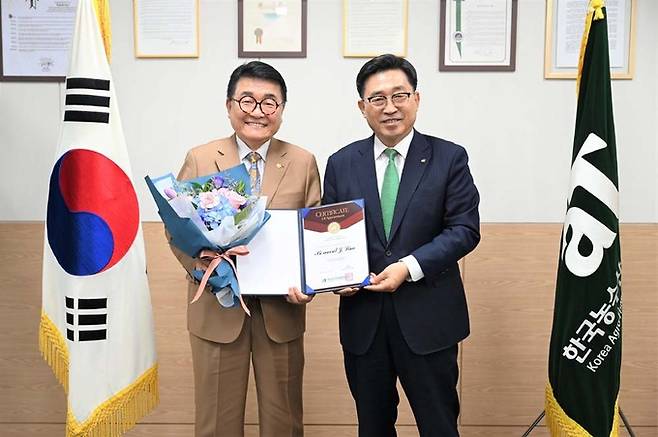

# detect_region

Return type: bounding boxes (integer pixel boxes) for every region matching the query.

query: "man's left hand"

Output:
[365,262,409,293]
[286,287,314,304]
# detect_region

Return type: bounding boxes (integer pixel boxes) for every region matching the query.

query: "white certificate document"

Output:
[237,209,302,295]
[444,0,513,66]
[1,0,77,78]
[236,200,369,295]
[555,0,627,69]
[134,0,199,58]
[343,0,407,57]
[300,201,370,293]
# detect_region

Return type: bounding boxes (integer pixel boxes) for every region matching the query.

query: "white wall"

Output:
[1,0,656,222]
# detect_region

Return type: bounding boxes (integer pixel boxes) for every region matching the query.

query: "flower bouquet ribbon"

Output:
[145,164,270,314]
[192,247,251,315]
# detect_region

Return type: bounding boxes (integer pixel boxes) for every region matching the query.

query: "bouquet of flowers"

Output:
[145,164,269,313]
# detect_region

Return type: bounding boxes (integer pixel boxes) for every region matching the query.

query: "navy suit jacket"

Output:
[323,130,480,355]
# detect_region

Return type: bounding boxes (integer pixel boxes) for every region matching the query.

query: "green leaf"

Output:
[233,203,253,225]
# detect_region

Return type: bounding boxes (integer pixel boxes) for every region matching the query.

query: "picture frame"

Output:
[439,0,518,72]
[134,0,200,58]
[0,0,77,81]
[544,0,636,79]
[238,0,307,58]
[343,0,408,58]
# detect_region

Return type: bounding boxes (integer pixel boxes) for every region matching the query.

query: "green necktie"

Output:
[381,148,399,239]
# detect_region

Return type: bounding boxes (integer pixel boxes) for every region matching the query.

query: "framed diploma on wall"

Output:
[544,0,635,79]
[439,0,517,72]
[134,0,199,58]
[0,0,77,81]
[343,0,408,58]
[237,200,371,295]
[238,0,307,58]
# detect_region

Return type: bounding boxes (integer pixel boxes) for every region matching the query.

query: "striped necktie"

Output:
[381,148,399,239]
[248,151,262,195]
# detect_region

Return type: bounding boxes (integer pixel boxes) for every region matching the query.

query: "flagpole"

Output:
[520,411,544,437]
[521,409,636,436]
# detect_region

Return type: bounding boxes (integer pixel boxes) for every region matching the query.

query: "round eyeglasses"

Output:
[365,92,413,108]
[231,96,282,115]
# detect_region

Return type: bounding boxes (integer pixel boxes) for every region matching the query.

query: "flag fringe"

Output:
[39,311,69,391]
[545,383,620,437]
[92,0,111,62]
[66,365,159,437]
[577,1,606,93]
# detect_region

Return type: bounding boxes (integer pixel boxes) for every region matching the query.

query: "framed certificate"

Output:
[237,200,370,295]
[133,0,199,58]
[343,0,408,58]
[0,0,77,81]
[238,0,307,58]
[544,0,636,79]
[439,0,517,72]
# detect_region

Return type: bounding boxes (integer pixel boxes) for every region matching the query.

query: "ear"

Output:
[226,98,232,114]
[357,99,366,116]
[414,91,420,106]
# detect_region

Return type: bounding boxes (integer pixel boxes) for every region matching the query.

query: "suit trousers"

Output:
[189,299,304,437]
[343,294,460,437]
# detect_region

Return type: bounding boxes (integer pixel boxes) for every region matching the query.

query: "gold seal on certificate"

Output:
[327,221,341,233]
[235,200,370,295]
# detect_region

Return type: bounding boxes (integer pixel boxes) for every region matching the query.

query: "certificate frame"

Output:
[133,0,200,58]
[343,0,408,58]
[238,0,307,58]
[0,0,77,81]
[439,0,518,72]
[544,0,636,79]
[236,200,370,296]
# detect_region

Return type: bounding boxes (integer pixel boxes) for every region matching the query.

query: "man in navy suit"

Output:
[323,54,480,436]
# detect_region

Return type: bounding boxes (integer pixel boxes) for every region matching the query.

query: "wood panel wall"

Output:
[1,223,655,437]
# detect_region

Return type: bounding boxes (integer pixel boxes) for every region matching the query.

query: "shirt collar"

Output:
[236,135,270,162]
[374,129,414,160]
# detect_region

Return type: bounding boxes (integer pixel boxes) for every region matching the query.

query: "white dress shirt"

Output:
[373,131,425,282]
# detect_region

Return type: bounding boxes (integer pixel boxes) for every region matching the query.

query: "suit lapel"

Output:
[261,138,290,208]
[388,131,432,243]
[355,136,386,247]
[214,134,241,172]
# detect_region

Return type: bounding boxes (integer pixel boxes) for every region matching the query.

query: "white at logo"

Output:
[561,133,619,277]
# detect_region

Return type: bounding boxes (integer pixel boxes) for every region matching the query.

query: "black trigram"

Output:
[64,77,110,124]
[65,297,108,342]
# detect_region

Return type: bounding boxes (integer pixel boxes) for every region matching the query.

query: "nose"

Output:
[383,98,398,114]
[251,103,266,117]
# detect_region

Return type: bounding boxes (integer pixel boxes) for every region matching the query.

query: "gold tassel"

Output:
[591,0,606,21]
[92,0,112,63]
[545,383,619,437]
[39,312,69,392]
[577,0,606,93]
[66,365,159,437]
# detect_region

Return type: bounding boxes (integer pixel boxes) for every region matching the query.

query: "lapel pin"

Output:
[276,162,284,169]
[420,158,427,163]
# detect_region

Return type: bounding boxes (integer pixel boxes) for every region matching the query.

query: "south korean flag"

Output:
[39,1,159,435]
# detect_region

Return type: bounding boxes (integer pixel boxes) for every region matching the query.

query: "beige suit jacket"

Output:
[168,135,321,344]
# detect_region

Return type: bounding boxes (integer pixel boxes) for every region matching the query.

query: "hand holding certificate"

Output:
[237,200,370,295]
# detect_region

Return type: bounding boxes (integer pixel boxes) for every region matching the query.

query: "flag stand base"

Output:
[521,409,636,436]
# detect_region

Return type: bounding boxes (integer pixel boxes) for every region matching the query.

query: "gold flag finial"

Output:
[590,0,605,21]
[576,0,606,93]
[92,0,112,62]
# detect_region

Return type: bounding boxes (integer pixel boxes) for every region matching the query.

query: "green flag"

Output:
[545,1,622,436]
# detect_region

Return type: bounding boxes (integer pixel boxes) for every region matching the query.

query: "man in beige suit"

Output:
[169,61,321,437]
